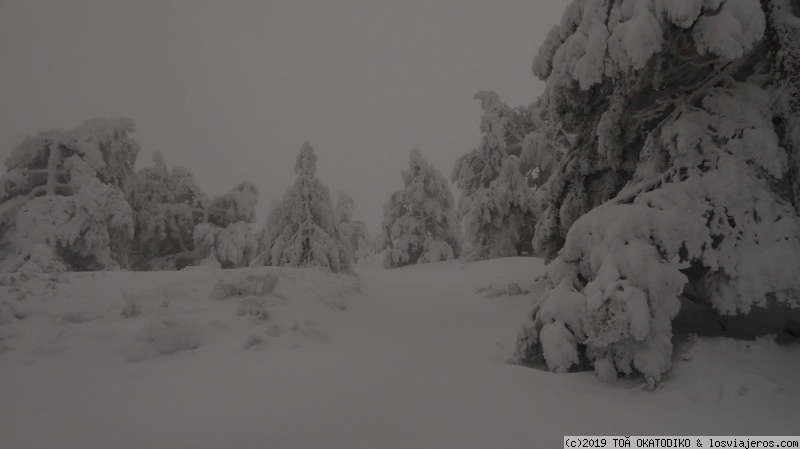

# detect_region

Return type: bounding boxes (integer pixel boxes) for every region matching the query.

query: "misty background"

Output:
[0,0,566,233]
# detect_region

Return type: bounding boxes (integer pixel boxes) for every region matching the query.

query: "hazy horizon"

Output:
[0,0,567,234]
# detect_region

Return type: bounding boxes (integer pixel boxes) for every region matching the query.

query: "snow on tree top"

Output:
[294,142,317,176]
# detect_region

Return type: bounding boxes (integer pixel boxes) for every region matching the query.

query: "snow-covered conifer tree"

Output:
[453,91,568,259]
[0,118,139,272]
[379,149,460,268]
[194,181,259,268]
[514,0,800,384]
[335,191,372,262]
[461,155,537,260]
[252,143,353,274]
[127,151,208,270]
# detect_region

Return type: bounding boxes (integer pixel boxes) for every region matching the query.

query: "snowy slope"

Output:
[1,258,798,449]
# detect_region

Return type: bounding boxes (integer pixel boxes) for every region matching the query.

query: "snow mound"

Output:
[683,374,786,402]
[236,297,270,321]
[123,319,201,362]
[209,273,279,300]
[667,335,798,402]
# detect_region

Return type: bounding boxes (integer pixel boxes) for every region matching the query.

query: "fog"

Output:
[0,0,567,232]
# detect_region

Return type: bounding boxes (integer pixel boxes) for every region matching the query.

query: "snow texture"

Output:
[123,319,201,362]
[1,258,797,449]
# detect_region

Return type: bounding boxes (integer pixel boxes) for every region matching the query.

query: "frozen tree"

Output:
[452,92,535,192]
[334,191,372,262]
[461,155,537,260]
[0,118,139,272]
[253,143,353,274]
[762,0,800,208]
[128,151,208,270]
[453,91,569,259]
[514,0,800,384]
[203,180,259,227]
[380,149,460,268]
[194,181,259,268]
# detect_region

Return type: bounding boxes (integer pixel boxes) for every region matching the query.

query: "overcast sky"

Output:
[0,0,567,233]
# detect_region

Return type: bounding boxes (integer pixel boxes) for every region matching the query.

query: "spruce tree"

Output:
[514,0,800,383]
[253,143,353,274]
[380,149,460,268]
[0,118,139,272]
[128,151,207,270]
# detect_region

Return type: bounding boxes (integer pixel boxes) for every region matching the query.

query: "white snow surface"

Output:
[1,258,798,448]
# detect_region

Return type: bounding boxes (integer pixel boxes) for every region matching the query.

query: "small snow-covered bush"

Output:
[484,288,507,299]
[244,334,263,348]
[0,275,17,286]
[237,297,270,321]
[124,319,201,362]
[209,274,279,300]
[121,292,141,318]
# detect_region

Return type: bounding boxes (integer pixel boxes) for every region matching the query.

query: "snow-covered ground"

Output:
[1,258,798,448]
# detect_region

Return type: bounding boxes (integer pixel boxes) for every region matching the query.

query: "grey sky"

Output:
[0,0,567,233]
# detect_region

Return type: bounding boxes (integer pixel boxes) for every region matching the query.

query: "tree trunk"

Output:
[45,143,62,196]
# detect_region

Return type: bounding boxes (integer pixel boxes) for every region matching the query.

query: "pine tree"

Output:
[453,91,568,259]
[334,191,372,262]
[127,151,207,270]
[379,149,460,268]
[0,118,139,273]
[461,155,536,260]
[194,181,259,268]
[253,143,353,274]
[514,0,800,383]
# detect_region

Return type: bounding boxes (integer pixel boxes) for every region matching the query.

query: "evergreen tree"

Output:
[253,143,353,274]
[127,151,207,270]
[461,155,536,260]
[0,118,139,272]
[194,181,259,268]
[453,91,568,259]
[334,191,372,262]
[514,0,800,383]
[379,149,460,268]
